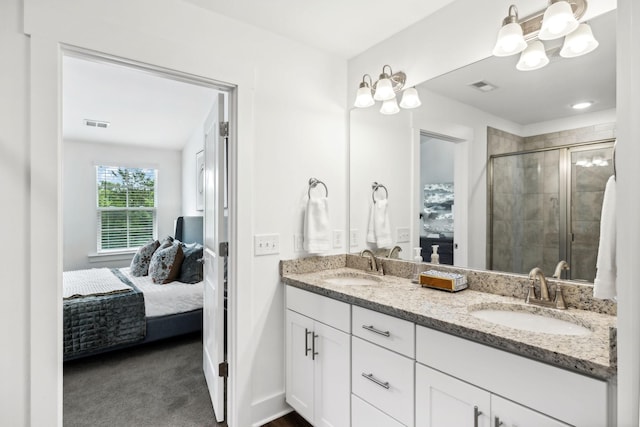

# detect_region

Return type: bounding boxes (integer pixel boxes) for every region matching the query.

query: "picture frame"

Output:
[196,150,204,211]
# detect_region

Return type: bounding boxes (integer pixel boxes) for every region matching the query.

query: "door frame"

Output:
[45,45,238,425]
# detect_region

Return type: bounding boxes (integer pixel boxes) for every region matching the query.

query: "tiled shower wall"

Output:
[487,124,616,279]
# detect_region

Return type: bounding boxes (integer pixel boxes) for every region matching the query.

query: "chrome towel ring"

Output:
[372,182,388,203]
[308,178,328,198]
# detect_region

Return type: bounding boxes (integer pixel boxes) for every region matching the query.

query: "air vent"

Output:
[84,119,111,128]
[469,80,498,92]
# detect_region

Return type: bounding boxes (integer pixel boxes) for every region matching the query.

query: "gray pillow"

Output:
[149,242,184,284]
[178,242,204,284]
[130,239,160,276]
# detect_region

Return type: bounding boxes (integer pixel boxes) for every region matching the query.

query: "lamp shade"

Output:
[399,87,421,109]
[560,23,599,57]
[354,85,375,108]
[492,22,527,56]
[380,97,400,115]
[373,76,395,101]
[516,41,549,71]
[539,1,579,40]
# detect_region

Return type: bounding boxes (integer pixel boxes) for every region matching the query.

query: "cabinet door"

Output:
[352,394,405,427]
[314,321,351,427]
[492,395,571,427]
[416,363,490,427]
[286,310,315,423]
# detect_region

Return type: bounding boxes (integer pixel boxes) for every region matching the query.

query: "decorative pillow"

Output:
[178,242,204,284]
[149,242,184,284]
[130,239,160,277]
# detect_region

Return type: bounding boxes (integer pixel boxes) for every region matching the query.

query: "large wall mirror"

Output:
[349,8,615,283]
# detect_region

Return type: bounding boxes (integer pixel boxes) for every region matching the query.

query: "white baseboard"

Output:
[251,391,292,427]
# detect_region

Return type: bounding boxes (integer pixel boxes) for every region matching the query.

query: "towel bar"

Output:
[308,178,328,198]
[372,182,388,203]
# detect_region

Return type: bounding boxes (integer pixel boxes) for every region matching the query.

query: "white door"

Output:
[492,395,571,427]
[203,93,226,423]
[285,309,316,423]
[416,363,490,427]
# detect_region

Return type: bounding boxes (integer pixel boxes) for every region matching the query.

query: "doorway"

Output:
[61,48,234,424]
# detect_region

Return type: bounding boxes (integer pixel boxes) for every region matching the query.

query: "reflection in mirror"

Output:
[349,9,615,282]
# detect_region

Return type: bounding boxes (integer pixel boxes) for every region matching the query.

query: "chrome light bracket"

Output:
[519,0,588,41]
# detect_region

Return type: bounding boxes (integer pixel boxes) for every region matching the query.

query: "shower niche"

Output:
[487,127,615,281]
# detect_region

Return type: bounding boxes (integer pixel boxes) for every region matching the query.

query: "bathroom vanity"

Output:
[281,254,617,427]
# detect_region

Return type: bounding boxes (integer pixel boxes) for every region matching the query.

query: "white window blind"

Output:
[96,166,157,251]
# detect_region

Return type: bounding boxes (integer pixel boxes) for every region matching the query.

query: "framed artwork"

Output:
[196,150,204,211]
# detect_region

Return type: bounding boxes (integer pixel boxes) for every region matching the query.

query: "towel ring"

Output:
[371,182,388,203]
[308,178,328,198]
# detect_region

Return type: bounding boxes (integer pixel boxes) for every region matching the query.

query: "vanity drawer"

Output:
[285,285,350,333]
[352,394,405,427]
[352,336,414,427]
[352,305,415,357]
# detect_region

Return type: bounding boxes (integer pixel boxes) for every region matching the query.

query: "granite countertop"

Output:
[282,266,617,380]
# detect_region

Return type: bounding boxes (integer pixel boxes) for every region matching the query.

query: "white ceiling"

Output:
[418,9,616,125]
[63,55,219,150]
[183,0,457,59]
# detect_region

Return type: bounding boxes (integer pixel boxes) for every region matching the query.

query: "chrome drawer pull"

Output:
[304,328,312,357]
[494,416,504,427]
[362,324,391,337]
[361,372,390,389]
[312,333,319,360]
[474,406,483,427]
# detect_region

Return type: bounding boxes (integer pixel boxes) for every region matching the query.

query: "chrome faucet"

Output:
[526,267,566,309]
[360,249,383,275]
[552,260,570,279]
[387,245,402,259]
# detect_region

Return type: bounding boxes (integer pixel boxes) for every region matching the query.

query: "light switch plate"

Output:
[397,227,410,243]
[350,229,359,247]
[333,230,344,248]
[254,234,280,256]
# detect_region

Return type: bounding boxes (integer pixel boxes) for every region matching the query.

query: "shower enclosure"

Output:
[488,139,615,281]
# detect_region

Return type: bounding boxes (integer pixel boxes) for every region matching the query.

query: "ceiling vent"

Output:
[469,80,498,92]
[84,119,110,128]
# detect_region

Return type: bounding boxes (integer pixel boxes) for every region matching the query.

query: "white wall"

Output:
[421,136,455,186]
[20,1,348,426]
[62,140,182,271]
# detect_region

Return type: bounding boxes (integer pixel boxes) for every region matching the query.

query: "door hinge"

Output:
[219,121,229,137]
[219,242,229,257]
[219,361,229,378]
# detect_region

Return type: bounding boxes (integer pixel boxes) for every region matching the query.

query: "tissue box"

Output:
[419,270,468,292]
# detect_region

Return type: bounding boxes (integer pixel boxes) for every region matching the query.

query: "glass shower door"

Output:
[568,143,615,281]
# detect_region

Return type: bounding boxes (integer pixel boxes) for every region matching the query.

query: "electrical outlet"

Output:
[397,227,410,243]
[293,234,303,252]
[254,234,280,256]
[333,230,344,248]
[350,229,359,247]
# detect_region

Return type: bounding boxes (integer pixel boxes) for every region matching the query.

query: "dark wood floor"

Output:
[261,411,312,427]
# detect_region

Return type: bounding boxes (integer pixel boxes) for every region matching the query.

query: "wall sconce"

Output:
[353,65,421,114]
[492,0,598,71]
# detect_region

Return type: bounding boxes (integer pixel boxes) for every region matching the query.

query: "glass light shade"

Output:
[539,1,579,40]
[354,85,375,108]
[516,41,550,71]
[380,97,400,115]
[373,77,395,101]
[560,23,599,58]
[492,22,527,56]
[399,87,422,109]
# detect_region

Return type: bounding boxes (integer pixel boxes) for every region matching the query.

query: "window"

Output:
[96,165,157,251]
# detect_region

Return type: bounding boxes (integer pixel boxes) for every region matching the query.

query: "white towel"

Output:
[304,196,331,254]
[366,199,392,248]
[594,175,616,300]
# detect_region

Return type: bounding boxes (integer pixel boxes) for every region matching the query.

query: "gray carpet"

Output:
[64,332,219,427]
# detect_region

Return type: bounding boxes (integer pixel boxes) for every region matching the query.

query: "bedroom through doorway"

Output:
[61,50,233,425]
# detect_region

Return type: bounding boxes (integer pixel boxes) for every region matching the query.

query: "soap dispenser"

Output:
[411,247,423,283]
[431,245,440,264]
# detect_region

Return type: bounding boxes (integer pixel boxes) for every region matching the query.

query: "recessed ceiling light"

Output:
[571,101,593,110]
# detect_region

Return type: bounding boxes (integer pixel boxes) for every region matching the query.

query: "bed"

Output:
[63,216,204,361]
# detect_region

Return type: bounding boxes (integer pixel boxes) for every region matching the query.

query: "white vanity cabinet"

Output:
[285,286,351,427]
[415,326,609,427]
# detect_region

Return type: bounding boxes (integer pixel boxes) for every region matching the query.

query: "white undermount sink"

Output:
[320,270,382,286]
[470,305,592,336]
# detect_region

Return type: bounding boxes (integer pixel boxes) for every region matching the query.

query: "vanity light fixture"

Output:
[353,64,421,114]
[492,0,598,71]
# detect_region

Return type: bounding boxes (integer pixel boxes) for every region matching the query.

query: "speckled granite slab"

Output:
[280,256,617,380]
